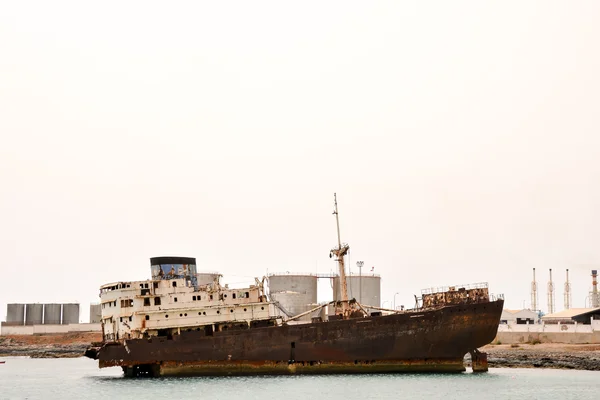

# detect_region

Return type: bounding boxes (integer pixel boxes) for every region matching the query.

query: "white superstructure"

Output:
[99,257,285,341]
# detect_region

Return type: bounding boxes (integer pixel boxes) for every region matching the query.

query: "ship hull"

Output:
[93,299,503,376]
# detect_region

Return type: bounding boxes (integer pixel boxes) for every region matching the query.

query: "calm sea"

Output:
[0,357,598,400]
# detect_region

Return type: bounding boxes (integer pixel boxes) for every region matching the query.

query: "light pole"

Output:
[357,261,364,304]
[393,292,400,310]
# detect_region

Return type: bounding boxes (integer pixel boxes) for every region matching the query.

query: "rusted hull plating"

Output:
[93,299,503,376]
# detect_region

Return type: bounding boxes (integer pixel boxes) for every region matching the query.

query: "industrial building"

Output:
[542,308,600,324]
[500,309,539,324]
[2,303,80,326]
[1,302,100,336]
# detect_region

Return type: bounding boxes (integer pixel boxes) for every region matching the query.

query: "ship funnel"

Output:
[150,256,198,286]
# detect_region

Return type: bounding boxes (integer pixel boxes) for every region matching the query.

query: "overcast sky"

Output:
[1,1,599,323]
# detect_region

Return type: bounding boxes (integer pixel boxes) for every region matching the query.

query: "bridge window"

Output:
[232,293,236,299]
[154,297,161,306]
[172,281,177,287]
[144,298,150,306]
[174,297,178,303]
[145,315,150,321]
[193,296,196,301]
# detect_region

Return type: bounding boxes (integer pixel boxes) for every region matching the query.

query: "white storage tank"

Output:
[25,303,43,325]
[89,304,102,324]
[268,274,318,321]
[43,304,62,325]
[5,304,25,326]
[333,274,381,308]
[62,303,80,324]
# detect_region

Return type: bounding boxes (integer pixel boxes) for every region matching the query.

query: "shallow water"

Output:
[0,357,599,400]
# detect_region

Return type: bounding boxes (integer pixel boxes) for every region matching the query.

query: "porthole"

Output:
[184,313,187,317]
[180,313,183,317]
[198,312,201,315]
[244,308,247,312]
[165,315,169,318]
[230,309,234,313]
[203,312,206,315]
[261,307,264,310]
[217,310,220,314]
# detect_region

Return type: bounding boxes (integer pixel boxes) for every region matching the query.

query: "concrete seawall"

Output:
[495,331,600,344]
[1,323,101,336]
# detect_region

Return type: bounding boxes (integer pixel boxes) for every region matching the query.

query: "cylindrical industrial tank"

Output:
[43,304,62,325]
[89,304,102,324]
[333,275,381,308]
[268,274,318,321]
[196,272,221,286]
[62,303,80,324]
[25,303,43,325]
[5,304,25,326]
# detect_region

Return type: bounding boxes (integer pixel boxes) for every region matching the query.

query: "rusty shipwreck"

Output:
[85,194,504,376]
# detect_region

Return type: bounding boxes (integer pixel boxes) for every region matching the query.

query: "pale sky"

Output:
[1,1,599,322]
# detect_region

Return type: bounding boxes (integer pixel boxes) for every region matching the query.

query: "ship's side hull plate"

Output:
[96,299,503,376]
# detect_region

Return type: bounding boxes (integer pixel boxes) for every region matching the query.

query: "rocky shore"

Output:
[0,333,101,358]
[483,343,600,371]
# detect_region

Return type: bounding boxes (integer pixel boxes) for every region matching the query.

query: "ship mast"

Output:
[331,193,350,315]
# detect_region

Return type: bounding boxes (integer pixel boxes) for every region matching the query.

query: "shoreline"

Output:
[0,332,101,359]
[2,335,600,371]
[482,343,600,371]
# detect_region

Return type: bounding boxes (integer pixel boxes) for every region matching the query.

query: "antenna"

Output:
[547,268,555,314]
[564,269,571,310]
[330,193,350,315]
